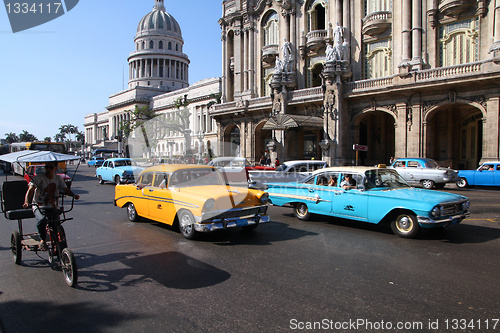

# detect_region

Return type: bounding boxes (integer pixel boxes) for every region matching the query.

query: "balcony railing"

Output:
[306,29,328,53]
[362,11,392,36]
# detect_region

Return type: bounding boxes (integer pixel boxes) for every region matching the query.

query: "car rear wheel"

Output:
[178,210,197,239]
[294,203,311,221]
[115,175,121,185]
[420,179,434,189]
[127,203,140,222]
[456,177,469,188]
[391,213,419,238]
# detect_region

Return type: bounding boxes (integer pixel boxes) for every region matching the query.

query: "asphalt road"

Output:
[0,166,499,332]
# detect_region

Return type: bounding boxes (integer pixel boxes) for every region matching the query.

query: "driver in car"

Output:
[23,161,79,250]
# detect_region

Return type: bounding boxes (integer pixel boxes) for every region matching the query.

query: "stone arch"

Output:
[222,123,241,157]
[254,120,273,164]
[351,107,397,165]
[423,100,485,169]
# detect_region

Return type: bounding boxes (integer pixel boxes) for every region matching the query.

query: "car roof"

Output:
[394,158,434,162]
[481,161,500,164]
[140,164,216,174]
[104,158,133,161]
[312,166,388,175]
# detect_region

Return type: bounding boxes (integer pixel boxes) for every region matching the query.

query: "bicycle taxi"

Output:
[1,150,81,287]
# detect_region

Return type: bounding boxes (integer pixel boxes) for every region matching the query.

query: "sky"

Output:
[0,0,222,141]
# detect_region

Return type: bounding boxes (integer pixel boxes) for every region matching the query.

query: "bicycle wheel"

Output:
[61,248,78,287]
[11,231,22,265]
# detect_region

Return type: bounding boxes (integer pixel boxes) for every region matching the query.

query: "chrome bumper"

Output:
[194,205,269,232]
[417,211,470,225]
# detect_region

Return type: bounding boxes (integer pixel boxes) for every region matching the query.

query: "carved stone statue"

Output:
[280,38,293,72]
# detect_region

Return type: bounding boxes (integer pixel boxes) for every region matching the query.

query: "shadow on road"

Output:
[75,251,230,292]
[0,300,143,333]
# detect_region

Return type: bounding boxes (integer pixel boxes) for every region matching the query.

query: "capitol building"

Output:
[85,0,500,169]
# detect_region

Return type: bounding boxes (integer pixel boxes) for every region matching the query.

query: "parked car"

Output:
[87,156,104,167]
[266,166,470,238]
[388,158,459,189]
[456,161,500,188]
[24,164,72,188]
[207,157,250,186]
[114,164,270,239]
[248,160,328,189]
[96,158,143,184]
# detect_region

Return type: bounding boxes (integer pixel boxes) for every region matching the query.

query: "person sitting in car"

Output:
[340,174,356,190]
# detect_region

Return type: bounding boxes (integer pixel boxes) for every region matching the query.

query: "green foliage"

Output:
[4,132,19,144]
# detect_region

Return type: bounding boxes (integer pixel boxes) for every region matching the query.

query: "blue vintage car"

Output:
[456,161,500,188]
[96,158,143,184]
[87,156,104,167]
[266,166,470,238]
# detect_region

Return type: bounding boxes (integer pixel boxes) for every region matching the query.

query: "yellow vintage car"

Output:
[114,164,270,239]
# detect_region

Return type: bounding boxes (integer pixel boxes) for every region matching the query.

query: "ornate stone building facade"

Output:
[84,0,220,159]
[213,0,500,169]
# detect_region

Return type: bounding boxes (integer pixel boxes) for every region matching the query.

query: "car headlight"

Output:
[260,192,269,204]
[431,206,441,218]
[203,199,215,212]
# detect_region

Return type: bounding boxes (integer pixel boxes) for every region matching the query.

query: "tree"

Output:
[5,132,19,144]
[57,124,82,151]
[19,130,37,142]
[43,137,52,142]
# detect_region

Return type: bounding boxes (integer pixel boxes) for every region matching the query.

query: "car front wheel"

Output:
[456,177,469,188]
[421,179,435,189]
[178,210,197,239]
[127,203,140,222]
[391,213,419,238]
[294,203,311,221]
[115,175,121,185]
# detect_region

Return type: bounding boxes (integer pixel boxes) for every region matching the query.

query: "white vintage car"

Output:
[389,158,459,189]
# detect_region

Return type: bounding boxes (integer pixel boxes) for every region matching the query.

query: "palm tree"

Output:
[5,132,19,144]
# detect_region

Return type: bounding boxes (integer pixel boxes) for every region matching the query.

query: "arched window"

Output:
[168,42,172,50]
[307,0,326,32]
[263,11,279,46]
[439,17,479,67]
[150,40,154,49]
[176,44,179,51]
[363,39,392,79]
[159,41,163,49]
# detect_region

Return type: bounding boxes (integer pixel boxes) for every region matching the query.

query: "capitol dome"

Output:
[136,0,182,39]
[128,0,189,91]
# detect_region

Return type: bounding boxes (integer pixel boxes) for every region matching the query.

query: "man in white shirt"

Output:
[23,161,79,250]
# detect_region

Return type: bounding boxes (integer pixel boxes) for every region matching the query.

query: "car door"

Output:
[145,172,174,224]
[331,173,369,221]
[102,161,114,181]
[305,171,341,214]
[475,164,495,185]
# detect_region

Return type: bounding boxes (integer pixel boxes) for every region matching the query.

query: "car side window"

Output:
[102,161,108,167]
[497,165,500,171]
[153,173,167,187]
[394,161,406,168]
[407,161,419,168]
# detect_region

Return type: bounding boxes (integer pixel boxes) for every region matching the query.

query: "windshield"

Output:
[364,169,411,190]
[114,159,136,167]
[169,168,225,188]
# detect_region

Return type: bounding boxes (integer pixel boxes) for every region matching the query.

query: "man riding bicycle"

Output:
[22,161,79,250]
